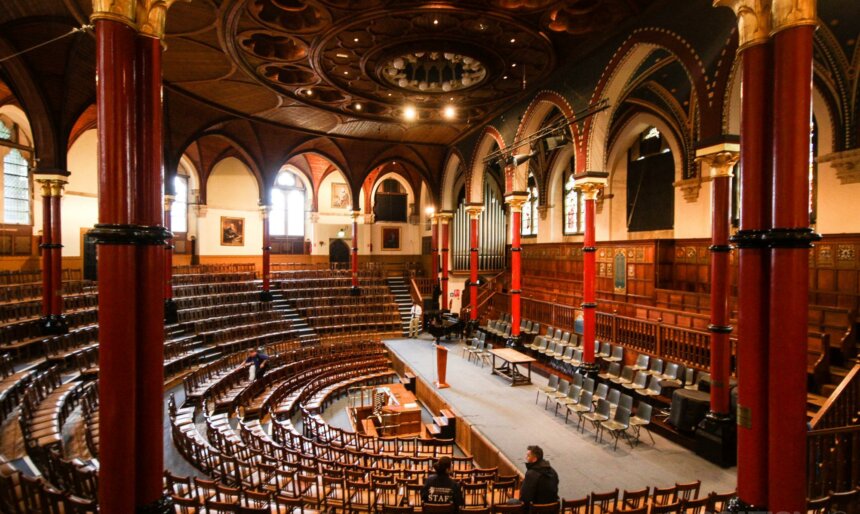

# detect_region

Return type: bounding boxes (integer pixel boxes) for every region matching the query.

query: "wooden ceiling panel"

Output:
[162,38,235,83]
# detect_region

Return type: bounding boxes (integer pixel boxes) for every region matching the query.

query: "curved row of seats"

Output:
[0,270,327,512]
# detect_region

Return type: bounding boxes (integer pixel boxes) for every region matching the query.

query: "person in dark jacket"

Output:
[421,457,464,511]
[518,445,559,506]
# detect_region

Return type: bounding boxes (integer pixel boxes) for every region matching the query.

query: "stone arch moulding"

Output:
[583,28,719,174]
[440,148,466,212]
[466,125,506,205]
[511,90,580,192]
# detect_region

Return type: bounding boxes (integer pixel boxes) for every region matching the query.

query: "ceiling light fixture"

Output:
[510,38,516,43]
[403,105,417,121]
[443,105,456,120]
[512,63,517,67]
[433,19,439,25]
[353,37,359,42]
[503,75,508,79]
[354,103,362,110]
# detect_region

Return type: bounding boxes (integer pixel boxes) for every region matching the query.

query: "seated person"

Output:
[421,457,463,511]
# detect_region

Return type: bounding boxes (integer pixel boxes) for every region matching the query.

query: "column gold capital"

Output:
[715,0,773,50]
[464,204,484,220]
[91,0,137,26]
[35,176,68,197]
[437,212,454,224]
[770,0,816,35]
[138,0,189,39]
[696,143,740,179]
[164,194,175,212]
[351,210,362,221]
[505,192,529,213]
[573,170,609,201]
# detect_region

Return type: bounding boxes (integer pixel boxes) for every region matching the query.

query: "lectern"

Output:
[434,344,449,389]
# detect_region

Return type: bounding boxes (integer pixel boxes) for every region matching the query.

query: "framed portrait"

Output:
[220,216,245,246]
[381,226,400,251]
[331,183,350,209]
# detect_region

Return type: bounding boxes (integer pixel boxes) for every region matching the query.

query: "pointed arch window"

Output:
[171,174,189,234]
[271,171,305,237]
[563,170,584,235]
[521,174,538,236]
[3,148,29,225]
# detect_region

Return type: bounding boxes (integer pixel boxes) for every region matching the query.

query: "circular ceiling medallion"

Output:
[379,51,487,93]
[228,1,555,122]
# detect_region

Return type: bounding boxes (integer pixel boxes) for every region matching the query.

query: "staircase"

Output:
[386,277,412,336]
[271,290,319,345]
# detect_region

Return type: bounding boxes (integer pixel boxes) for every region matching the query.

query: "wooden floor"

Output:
[384,336,737,499]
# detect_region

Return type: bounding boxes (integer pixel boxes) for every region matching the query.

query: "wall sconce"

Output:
[337,227,345,238]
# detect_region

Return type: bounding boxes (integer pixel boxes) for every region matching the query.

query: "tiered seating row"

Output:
[173,263,256,275]
[172,271,257,285]
[18,367,87,461]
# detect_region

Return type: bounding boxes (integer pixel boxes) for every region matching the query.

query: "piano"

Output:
[425,310,465,342]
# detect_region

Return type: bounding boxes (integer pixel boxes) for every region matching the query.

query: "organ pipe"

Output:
[452,181,505,271]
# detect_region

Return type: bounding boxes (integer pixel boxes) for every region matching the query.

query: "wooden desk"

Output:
[489,348,536,386]
[350,383,422,436]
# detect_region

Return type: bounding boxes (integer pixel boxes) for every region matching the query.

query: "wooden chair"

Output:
[674,481,701,502]
[704,491,733,514]
[490,479,518,506]
[491,504,524,514]
[380,507,415,514]
[462,483,489,508]
[560,497,588,514]
[346,480,374,514]
[651,486,677,507]
[681,496,710,514]
[619,488,649,509]
[273,494,305,514]
[588,489,617,514]
[424,503,457,514]
[529,502,560,514]
[649,501,683,514]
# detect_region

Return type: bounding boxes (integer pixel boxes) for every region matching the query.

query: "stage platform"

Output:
[384,337,736,500]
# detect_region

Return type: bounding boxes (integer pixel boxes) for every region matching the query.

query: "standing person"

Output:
[518,445,559,507]
[409,302,423,338]
[421,457,463,510]
[242,348,269,381]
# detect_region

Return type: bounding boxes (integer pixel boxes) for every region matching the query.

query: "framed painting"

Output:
[381,226,400,251]
[331,183,350,209]
[220,216,245,246]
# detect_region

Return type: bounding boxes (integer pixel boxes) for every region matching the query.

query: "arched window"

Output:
[171,173,189,234]
[521,174,538,236]
[2,122,29,223]
[271,170,305,236]
[563,170,584,235]
[374,178,407,222]
[627,126,673,232]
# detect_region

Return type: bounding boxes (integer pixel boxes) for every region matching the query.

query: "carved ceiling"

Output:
[155,0,647,145]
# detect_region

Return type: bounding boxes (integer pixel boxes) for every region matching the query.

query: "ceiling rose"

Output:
[380,51,488,93]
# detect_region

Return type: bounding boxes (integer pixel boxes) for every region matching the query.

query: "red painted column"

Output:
[135,32,167,512]
[439,213,451,310]
[696,147,740,416]
[768,20,818,513]
[506,194,527,345]
[261,206,273,301]
[92,15,141,514]
[50,190,63,318]
[39,183,52,320]
[732,40,772,510]
[581,195,596,366]
[351,211,360,294]
[573,172,606,372]
[467,206,482,321]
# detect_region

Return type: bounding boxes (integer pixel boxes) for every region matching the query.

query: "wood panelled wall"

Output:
[522,234,860,314]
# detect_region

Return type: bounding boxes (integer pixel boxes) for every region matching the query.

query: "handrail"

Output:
[809,364,860,429]
[408,278,423,306]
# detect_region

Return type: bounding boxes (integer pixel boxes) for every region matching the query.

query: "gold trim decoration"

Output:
[35,177,68,198]
[714,0,772,50]
[164,194,175,212]
[437,211,454,225]
[770,0,816,34]
[91,0,137,26]
[695,143,740,179]
[465,205,484,220]
[504,192,529,213]
[138,0,188,39]
[674,177,702,203]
